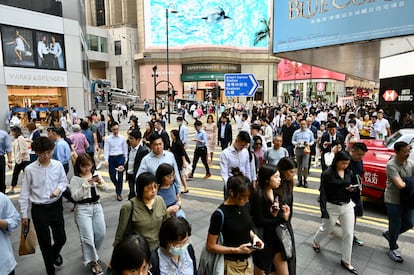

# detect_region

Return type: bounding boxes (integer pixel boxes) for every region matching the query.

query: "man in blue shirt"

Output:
[189,120,211,179]
[48,127,71,174]
[292,118,314,188]
[0,129,13,193]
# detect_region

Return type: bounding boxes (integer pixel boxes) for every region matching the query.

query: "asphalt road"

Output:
[4,110,414,274]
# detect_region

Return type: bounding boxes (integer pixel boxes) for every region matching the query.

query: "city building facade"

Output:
[0,0,90,129]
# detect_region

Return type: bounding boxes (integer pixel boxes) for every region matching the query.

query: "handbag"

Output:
[304,144,311,154]
[122,200,135,239]
[275,222,293,259]
[18,219,37,256]
[198,209,224,275]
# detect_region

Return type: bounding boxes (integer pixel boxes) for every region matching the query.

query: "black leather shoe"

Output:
[303,180,308,188]
[341,260,357,274]
[54,254,63,266]
[296,181,303,187]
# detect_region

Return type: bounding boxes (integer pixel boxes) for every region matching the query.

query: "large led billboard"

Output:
[144,0,270,49]
[1,25,66,70]
[273,0,414,53]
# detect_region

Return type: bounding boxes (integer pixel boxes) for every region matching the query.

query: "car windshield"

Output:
[385,131,402,148]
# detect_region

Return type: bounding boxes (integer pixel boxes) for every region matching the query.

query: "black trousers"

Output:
[0,156,5,193]
[127,173,136,200]
[191,146,210,175]
[31,198,67,275]
[11,161,30,187]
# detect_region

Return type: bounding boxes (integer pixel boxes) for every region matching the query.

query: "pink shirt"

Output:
[69,132,89,155]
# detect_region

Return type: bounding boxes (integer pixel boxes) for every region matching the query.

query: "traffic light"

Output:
[173,90,177,99]
[212,85,220,100]
[290,89,296,97]
[108,92,112,101]
[212,90,217,99]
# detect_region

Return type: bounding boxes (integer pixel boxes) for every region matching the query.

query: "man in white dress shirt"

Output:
[238,112,251,133]
[220,131,252,199]
[104,122,128,201]
[19,136,67,275]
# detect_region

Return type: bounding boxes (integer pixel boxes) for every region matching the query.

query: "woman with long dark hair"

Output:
[251,164,293,275]
[70,153,107,275]
[313,150,359,274]
[206,168,264,275]
[277,157,298,275]
[142,121,155,148]
[170,129,189,193]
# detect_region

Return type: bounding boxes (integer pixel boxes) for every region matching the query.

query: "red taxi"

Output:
[362,129,414,153]
[360,129,414,201]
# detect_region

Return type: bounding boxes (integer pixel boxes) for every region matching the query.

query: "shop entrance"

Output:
[8,86,67,126]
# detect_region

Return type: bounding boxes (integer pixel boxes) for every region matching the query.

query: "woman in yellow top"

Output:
[360,114,372,139]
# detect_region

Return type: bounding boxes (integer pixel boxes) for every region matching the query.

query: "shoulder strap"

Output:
[123,200,134,237]
[215,208,224,232]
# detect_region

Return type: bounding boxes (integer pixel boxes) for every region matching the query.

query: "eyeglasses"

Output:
[254,143,262,146]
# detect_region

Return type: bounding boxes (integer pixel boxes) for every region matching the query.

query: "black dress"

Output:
[170,141,185,171]
[250,181,296,275]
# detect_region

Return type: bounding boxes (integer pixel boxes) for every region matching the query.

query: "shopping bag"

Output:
[18,219,37,256]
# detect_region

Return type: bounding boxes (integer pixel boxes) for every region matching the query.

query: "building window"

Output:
[100,37,108,53]
[87,35,108,53]
[114,40,121,55]
[88,35,99,51]
[95,0,106,26]
[116,66,123,89]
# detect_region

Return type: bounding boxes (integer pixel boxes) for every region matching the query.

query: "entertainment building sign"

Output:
[273,0,414,53]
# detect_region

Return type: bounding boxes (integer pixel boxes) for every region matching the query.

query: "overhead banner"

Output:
[273,1,414,53]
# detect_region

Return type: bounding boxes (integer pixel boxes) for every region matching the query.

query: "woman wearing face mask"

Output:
[150,216,197,275]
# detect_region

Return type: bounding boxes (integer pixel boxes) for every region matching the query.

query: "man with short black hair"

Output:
[126,130,149,199]
[220,131,252,198]
[19,136,67,275]
[137,133,182,192]
[104,122,128,201]
[189,120,210,179]
[292,118,314,188]
[217,115,232,150]
[348,142,368,246]
[154,120,170,150]
[383,141,414,263]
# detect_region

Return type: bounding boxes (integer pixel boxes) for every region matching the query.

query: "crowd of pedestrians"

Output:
[0,100,413,275]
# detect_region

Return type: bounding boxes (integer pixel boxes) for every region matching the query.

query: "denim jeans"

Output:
[74,203,106,265]
[108,155,125,195]
[385,203,413,250]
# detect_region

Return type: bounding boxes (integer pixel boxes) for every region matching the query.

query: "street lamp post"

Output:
[166,4,177,124]
[121,35,134,94]
[152,65,158,111]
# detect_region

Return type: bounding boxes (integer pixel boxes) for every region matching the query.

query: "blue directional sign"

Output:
[224,74,259,97]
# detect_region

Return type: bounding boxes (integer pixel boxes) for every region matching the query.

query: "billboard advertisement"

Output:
[1,25,66,70]
[144,0,270,49]
[273,0,414,53]
[277,59,345,81]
